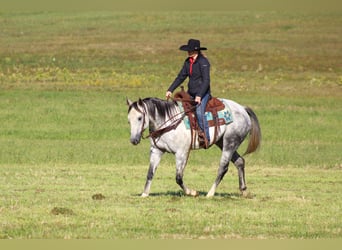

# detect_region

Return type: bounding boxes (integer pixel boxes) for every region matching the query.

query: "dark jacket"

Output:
[168,54,210,98]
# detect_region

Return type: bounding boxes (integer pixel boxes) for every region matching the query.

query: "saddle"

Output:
[173,87,226,149]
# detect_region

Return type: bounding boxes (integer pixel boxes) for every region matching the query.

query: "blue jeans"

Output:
[195,93,210,142]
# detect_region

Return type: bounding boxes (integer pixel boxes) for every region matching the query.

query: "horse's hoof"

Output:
[190,190,199,197]
[206,188,215,197]
[141,193,149,197]
[241,190,253,199]
[185,189,198,197]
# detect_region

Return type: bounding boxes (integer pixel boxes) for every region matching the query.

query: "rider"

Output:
[165,39,211,148]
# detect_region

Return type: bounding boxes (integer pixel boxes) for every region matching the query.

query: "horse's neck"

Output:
[149,114,169,131]
[148,115,160,132]
[149,104,181,131]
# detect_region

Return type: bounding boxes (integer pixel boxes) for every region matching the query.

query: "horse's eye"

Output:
[138,117,142,121]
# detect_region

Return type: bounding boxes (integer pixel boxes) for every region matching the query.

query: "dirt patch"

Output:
[51,207,74,216]
[92,193,106,200]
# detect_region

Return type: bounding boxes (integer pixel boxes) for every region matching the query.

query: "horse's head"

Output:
[126,98,149,145]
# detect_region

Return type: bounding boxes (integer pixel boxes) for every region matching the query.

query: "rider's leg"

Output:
[196,93,210,147]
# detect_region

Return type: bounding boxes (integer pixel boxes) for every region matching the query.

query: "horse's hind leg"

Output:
[231,151,247,192]
[207,149,232,197]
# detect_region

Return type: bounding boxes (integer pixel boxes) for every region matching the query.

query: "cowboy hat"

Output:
[179,39,207,51]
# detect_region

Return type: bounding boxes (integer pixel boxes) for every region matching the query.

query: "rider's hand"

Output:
[166,91,172,99]
[195,96,202,104]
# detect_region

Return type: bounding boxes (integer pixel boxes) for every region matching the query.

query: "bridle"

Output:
[130,103,147,140]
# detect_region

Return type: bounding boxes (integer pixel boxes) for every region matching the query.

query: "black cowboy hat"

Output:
[179,39,207,51]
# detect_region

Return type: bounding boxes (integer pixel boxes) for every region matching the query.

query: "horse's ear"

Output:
[126,97,133,106]
[138,98,143,106]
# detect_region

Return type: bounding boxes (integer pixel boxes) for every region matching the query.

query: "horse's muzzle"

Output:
[130,136,141,145]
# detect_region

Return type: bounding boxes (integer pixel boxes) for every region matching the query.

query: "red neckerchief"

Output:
[189,57,194,75]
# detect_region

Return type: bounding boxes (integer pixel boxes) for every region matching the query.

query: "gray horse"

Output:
[127,97,261,197]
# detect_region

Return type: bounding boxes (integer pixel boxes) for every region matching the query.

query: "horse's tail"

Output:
[243,107,262,156]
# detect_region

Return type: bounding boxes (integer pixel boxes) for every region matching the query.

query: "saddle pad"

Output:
[178,98,233,130]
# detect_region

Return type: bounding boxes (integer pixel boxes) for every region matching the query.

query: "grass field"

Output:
[0,11,341,239]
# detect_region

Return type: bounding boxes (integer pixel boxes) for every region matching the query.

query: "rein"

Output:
[135,98,196,142]
[145,112,184,139]
[131,98,196,150]
[145,99,196,140]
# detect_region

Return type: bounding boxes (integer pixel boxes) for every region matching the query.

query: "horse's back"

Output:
[219,98,248,117]
[218,98,251,134]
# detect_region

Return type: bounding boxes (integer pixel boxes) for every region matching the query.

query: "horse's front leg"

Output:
[141,146,163,197]
[175,151,198,197]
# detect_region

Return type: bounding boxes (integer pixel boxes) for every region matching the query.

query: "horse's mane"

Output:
[141,97,179,121]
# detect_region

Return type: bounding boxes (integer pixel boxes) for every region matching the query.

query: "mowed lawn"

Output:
[0,11,341,239]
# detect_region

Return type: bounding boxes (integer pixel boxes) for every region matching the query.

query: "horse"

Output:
[126,96,261,197]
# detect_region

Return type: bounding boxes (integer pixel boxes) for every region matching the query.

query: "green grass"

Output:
[0,11,341,239]
[1,164,340,239]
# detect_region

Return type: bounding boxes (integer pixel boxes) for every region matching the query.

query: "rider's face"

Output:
[188,50,198,58]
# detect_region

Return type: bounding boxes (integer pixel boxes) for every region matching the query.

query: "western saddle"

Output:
[173,87,226,149]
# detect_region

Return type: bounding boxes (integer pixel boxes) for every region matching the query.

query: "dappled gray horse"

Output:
[127,97,261,197]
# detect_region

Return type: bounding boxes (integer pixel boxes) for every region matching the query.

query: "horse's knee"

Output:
[146,168,155,181]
